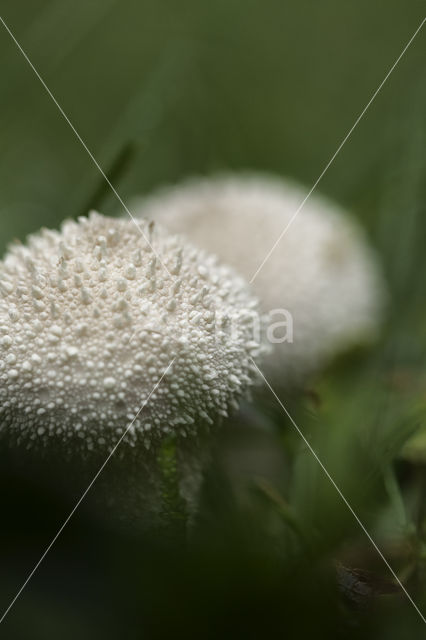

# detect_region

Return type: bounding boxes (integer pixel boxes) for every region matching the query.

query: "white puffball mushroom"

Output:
[135,174,386,381]
[0,212,266,454]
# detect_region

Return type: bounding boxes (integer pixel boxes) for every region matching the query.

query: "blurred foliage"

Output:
[1,0,426,638]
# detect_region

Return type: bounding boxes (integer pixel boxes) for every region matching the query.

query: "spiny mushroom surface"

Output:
[0,212,265,453]
[135,174,386,381]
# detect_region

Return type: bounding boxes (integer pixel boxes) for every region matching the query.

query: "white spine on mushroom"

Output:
[0,212,266,452]
[134,174,386,381]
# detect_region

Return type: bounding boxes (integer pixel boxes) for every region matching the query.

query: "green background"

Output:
[0,1,424,250]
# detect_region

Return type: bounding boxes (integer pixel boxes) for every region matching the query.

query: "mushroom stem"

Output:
[157,434,188,541]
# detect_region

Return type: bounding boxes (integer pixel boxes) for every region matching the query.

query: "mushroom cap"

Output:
[135,174,386,381]
[0,212,265,453]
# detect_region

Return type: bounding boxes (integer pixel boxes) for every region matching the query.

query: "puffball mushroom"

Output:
[135,174,386,381]
[0,212,266,454]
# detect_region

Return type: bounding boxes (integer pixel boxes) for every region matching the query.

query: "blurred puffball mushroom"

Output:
[135,174,386,381]
[0,212,266,453]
